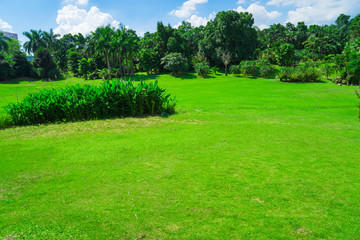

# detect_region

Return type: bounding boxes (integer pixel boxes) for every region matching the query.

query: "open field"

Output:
[1,74,360,239]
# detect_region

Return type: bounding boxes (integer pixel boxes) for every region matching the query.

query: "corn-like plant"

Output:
[4,80,176,126]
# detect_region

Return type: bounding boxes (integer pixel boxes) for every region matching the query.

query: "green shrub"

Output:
[98,68,112,80]
[192,54,210,77]
[240,61,258,77]
[4,80,176,126]
[278,66,320,82]
[257,59,275,77]
[278,67,293,81]
[88,71,99,80]
[211,66,219,75]
[195,62,211,77]
[229,65,241,75]
[161,53,187,74]
[230,60,275,78]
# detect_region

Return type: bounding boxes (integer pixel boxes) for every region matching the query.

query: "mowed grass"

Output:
[1,74,360,239]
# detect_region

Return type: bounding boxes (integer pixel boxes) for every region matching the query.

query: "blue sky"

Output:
[1,0,359,44]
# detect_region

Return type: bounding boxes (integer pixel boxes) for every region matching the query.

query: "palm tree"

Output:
[43,29,60,54]
[303,33,318,55]
[23,29,45,54]
[221,52,231,76]
[91,25,114,70]
[113,26,126,77]
[125,29,140,76]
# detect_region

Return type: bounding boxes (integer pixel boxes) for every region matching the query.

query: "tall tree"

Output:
[199,10,258,66]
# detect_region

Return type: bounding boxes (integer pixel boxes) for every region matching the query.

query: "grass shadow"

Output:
[128,74,160,82]
[0,77,39,84]
[0,112,178,130]
[172,72,198,79]
[0,76,68,84]
[280,79,329,84]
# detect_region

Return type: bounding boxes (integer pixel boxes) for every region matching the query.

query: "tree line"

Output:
[0,10,359,83]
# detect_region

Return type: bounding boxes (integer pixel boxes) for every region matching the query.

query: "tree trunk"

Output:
[125,56,129,76]
[118,57,123,78]
[106,54,111,70]
[130,57,134,77]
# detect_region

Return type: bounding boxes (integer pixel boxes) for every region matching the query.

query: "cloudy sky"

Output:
[0,0,359,43]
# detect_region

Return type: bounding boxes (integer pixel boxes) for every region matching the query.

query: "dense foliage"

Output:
[5,80,176,125]
[0,11,359,85]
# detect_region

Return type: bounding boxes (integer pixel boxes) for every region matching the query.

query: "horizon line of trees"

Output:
[1,10,359,83]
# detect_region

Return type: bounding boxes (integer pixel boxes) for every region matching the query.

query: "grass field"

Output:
[1,74,360,239]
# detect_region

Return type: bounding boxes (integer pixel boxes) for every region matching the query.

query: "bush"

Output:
[4,80,176,126]
[98,68,112,80]
[88,71,99,80]
[278,67,293,82]
[240,61,258,77]
[195,62,211,77]
[0,55,13,81]
[278,66,321,82]
[161,53,187,74]
[211,66,219,75]
[230,60,275,78]
[257,59,275,77]
[229,65,241,75]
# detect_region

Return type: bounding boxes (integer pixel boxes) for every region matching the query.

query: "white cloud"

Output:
[174,11,215,28]
[237,0,246,4]
[266,0,360,25]
[284,0,360,25]
[170,0,208,18]
[0,19,13,32]
[266,0,298,7]
[63,0,89,6]
[236,3,281,29]
[54,5,120,36]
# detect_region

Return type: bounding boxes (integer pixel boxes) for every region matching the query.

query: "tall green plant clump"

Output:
[230,60,274,77]
[278,66,320,82]
[5,80,176,126]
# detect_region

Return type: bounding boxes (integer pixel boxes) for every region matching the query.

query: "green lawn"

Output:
[1,74,360,239]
